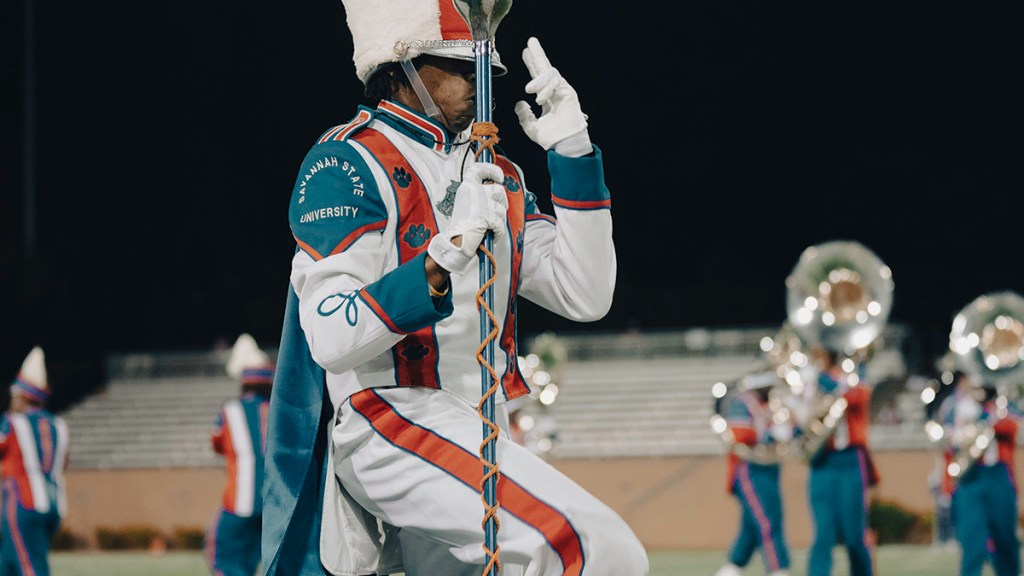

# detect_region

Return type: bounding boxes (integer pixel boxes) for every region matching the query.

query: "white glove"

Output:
[514,37,593,158]
[426,163,508,275]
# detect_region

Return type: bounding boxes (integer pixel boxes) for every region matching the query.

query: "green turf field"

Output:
[49,544,989,575]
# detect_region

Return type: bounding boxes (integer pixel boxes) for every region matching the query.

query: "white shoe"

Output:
[769,571,791,576]
[714,564,742,576]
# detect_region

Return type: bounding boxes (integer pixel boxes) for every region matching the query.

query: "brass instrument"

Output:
[923,374,1002,488]
[946,418,997,483]
[763,322,810,392]
[709,371,795,465]
[929,291,1024,484]
[948,291,1024,391]
[797,393,852,463]
[783,240,895,463]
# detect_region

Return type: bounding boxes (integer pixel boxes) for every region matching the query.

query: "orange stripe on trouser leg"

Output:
[6,481,36,576]
[350,390,586,575]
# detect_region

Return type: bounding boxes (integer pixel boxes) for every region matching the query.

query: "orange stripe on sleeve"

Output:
[328,220,387,256]
[294,235,325,261]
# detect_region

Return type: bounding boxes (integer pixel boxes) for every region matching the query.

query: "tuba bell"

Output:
[784,240,895,462]
[948,291,1024,392]
[934,291,1024,484]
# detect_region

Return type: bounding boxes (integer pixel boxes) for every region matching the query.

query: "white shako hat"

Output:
[11,346,50,403]
[341,0,508,85]
[226,334,275,385]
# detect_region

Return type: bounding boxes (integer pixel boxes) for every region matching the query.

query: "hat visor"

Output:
[419,45,508,76]
[362,46,507,86]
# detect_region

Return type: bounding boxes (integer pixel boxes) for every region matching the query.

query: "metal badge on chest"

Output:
[437,179,460,218]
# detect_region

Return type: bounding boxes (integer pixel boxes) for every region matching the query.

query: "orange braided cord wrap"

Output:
[476,241,502,575]
[471,122,501,160]
[473,119,503,575]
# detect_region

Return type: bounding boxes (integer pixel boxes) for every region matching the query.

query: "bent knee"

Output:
[582,525,649,575]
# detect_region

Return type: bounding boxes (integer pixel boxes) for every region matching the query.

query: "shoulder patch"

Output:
[290,141,388,261]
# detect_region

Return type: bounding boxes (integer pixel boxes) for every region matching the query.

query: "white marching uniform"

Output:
[286,100,648,576]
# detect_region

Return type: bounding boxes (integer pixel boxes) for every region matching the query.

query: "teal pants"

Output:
[727,461,790,573]
[807,447,873,576]
[952,463,1021,576]
[205,508,262,576]
[0,482,60,576]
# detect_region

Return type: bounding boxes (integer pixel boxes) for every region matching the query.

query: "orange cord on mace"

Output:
[472,119,503,575]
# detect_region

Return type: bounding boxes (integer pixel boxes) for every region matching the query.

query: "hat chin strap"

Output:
[399,59,441,120]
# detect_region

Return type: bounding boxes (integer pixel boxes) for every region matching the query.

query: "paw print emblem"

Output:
[392,166,413,188]
[516,231,524,254]
[402,343,430,361]
[404,224,431,248]
[503,176,520,192]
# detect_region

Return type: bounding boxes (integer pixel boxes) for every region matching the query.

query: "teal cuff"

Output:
[548,145,611,210]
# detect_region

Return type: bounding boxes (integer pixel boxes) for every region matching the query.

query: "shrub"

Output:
[95,525,164,550]
[172,526,206,550]
[51,526,85,551]
[94,527,122,550]
[905,513,934,544]
[869,498,928,544]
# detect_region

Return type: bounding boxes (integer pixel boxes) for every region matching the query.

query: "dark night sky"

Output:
[1,1,1022,410]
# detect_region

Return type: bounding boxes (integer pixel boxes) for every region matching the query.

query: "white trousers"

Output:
[331,387,650,576]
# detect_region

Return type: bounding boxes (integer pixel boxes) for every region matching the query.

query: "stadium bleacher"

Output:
[63,351,239,470]
[62,325,926,471]
[533,325,927,459]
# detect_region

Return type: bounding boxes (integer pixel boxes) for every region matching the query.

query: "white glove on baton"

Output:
[514,37,593,158]
[427,163,509,275]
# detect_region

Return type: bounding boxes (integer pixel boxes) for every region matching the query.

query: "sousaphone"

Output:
[939,291,1024,483]
[784,240,895,462]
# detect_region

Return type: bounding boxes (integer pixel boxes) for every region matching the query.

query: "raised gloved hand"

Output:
[427,163,508,275]
[514,37,593,158]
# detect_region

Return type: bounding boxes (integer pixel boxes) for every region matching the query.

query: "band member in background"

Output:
[803,345,879,576]
[927,369,975,550]
[939,373,1021,576]
[204,334,273,576]
[0,347,69,576]
[715,371,794,576]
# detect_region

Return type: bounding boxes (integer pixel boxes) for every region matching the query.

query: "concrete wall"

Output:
[62,448,993,550]
[555,449,950,551]
[64,468,224,545]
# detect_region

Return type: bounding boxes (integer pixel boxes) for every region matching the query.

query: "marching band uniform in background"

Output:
[939,376,1021,576]
[0,347,69,576]
[927,372,973,550]
[804,347,879,576]
[715,372,793,576]
[260,1,648,575]
[204,334,274,576]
